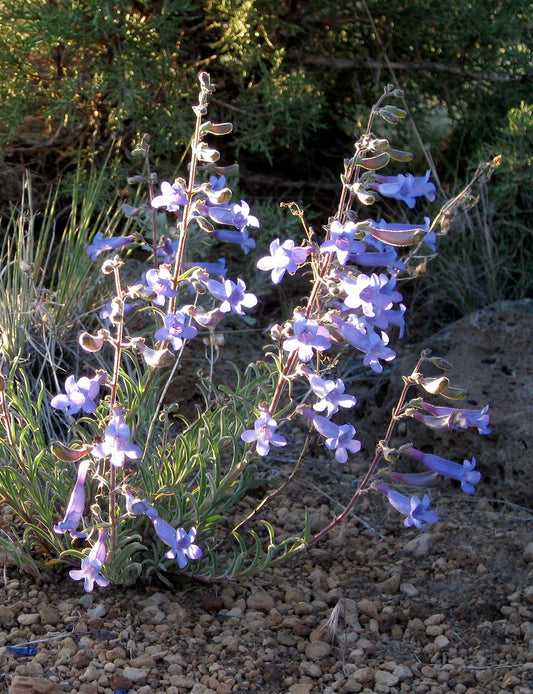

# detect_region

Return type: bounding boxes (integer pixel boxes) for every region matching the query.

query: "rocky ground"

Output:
[1,301,532,694]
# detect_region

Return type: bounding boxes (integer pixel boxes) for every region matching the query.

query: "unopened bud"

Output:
[78,331,106,352]
[137,342,175,368]
[50,441,89,462]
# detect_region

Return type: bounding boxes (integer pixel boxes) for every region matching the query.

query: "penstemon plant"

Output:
[0,73,490,591]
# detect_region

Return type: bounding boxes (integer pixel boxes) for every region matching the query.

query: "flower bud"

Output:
[50,441,89,462]
[355,152,391,170]
[137,343,175,368]
[78,331,106,353]
[196,142,220,162]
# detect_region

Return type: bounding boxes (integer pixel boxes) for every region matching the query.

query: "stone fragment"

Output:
[404,533,433,557]
[8,676,63,694]
[304,640,332,659]
[71,651,92,669]
[523,542,533,563]
[17,613,40,626]
[288,685,313,694]
[123,666,148,682]
[247,591,275,612]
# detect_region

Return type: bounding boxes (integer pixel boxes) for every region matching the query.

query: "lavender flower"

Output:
[123,489,159,519]
[406,447,482,494]
[92,407,142,468]
[341,273,403,318]
[303,408,361,463]
[212,227,256,254]
[256,238,312,284]
[208,200,259,231]
[204,277,257,315]
[411,403,491,435]
[283,314,331,363]
[241,405,287,457]
[154,311,198,350]
[51,373,106,416]
[299,366,357,418]
[151,179,189,210]
[376,483,439,529]
[69,528,110,592]
[144,267,179,306]
[370,170,436,209]
[87,233,135,261]
[320,221,366,265]
[151,518,203,569]
[53,459,90,539]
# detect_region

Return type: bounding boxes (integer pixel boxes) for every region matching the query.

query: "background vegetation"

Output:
[0,0,531,317]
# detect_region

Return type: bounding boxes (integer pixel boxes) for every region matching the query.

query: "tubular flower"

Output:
[151,518,203,569]
[92,407,142,468]
[51,373,106,416]
[151,179,188,210]
[53,459,91,539]
[204,277,258,315]
[369,171,436,208]
[376,483,440,529]
[87,233,135,261]
[69,528,110,593]
[241,405,287,457]
[406,447,482,494]
[302,408,361,463]
[154,311,198,350]
[257,238,312,284]
[412,403,491,435]
[283,315,331,363]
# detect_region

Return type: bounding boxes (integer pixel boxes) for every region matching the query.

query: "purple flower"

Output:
[299,367,356,418]
[320,221,366,265]
[341,273,403,318]
[302,408,361,463]
[92,407,142,468]
[412,403,491,435]
[365,218,431,247]
[204,277,257,315]
[69,528,110,592]
[53,459,90,539]
[330,316,395,373]
[51,373,106,416]
[154,311,198,350]
[376,483,440,529]
[241,405,287,457]
[151,518,203,569]
[87,233,135,261]
[212,227,256,254]
[143,267,179,306]
[151,180,189,211]
[370,171,436,208]
[283,314,331,363]
[208,200,259,231]
[406,447,482,494]
[123,489,160,519]
[186,258,227,277]
[257,238,312,284]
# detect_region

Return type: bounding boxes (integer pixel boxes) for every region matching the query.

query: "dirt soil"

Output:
[1,301,532,694]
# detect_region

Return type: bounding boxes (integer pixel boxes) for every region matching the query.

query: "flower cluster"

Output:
[41,77,491,593]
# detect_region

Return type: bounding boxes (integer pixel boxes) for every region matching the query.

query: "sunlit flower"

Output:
[53,459,91,539]
[87,233,135,261]
[92,407,142,468]
[51,373,106,416]
[151,179,188,210]
[283,315,331,363]
[370,171,436,208]
[257,238,312,284]
[154,311,198,350]
[69,528,109,592]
